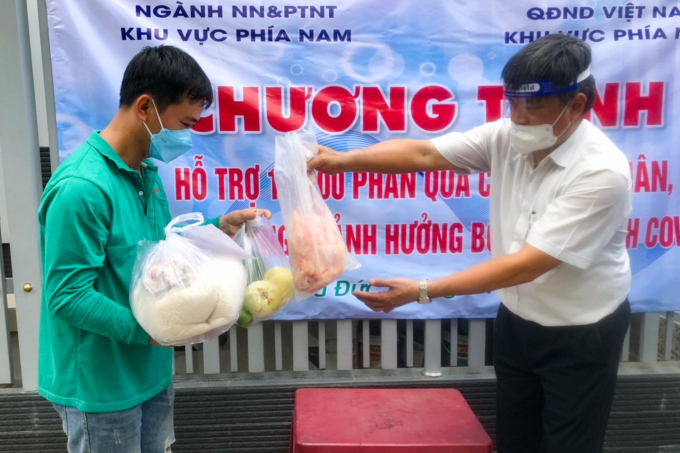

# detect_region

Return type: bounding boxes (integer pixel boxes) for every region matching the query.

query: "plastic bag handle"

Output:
[165,212,205,233]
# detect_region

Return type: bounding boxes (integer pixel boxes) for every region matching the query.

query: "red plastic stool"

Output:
[290,388,493,452]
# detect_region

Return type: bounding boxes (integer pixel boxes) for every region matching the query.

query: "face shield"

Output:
[501,68,591,123]
[502,96,538,124]
[502,69,590,154]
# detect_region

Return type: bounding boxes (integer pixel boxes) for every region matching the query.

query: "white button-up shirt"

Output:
[431,119,631,326]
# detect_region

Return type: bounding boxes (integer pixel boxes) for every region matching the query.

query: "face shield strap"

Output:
[504,67,591,98]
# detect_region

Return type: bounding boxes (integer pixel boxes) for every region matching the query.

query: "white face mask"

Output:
[510,103,572,155]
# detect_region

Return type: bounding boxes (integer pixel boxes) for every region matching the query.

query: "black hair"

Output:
[502,34,595,113]
[119,45,213,112]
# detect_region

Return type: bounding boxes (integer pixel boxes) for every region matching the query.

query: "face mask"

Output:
[510,103,572,155]
[143,99,193,163]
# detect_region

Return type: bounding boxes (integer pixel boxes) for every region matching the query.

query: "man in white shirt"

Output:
[308,34,632,453]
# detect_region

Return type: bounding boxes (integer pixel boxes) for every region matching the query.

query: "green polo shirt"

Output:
[37,131,218,413]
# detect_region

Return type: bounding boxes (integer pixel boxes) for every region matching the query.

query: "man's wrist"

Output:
[218,214,236,235]
[339,151,354,172]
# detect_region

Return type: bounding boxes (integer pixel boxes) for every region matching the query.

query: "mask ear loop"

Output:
[553,67,590,133]
[143,98,164,137]
[150,98,164,129]
[551,101,576,142]
[143,121,154,137]
[556,66,590,127]
[551,103,569,128]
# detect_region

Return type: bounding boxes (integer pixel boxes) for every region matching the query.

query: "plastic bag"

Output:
[130,213,252,346]
[232,216,294,327]
[274,131,361,300]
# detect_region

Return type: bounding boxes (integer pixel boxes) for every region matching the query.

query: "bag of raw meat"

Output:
[130,213,252,346]
[232,216,295,327]
[274,131,361,300]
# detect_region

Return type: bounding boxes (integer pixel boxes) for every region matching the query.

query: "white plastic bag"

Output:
[274,131,361,300]
[130,213,251,346]
[233,216,294,327]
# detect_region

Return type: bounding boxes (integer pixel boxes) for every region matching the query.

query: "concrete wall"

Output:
[0,0,49,244]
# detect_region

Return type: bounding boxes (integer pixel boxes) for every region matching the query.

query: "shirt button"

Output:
[139,191,144,196]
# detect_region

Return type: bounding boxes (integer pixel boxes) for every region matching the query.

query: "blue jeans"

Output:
[52,385,175,453]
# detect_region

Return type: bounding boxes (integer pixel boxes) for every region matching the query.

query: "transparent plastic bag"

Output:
[232,216,294,327]
[130,213,252,346]
[274,131,361,300]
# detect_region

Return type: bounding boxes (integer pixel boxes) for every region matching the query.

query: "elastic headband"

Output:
[504,68,591,98]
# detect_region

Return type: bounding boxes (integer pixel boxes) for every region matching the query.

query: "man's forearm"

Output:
[340,139,447,174]
[48,286,150,345]
[428,247,561,298]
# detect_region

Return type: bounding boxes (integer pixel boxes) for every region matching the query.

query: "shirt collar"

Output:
[87,131,158,173]
[140,159,159,173]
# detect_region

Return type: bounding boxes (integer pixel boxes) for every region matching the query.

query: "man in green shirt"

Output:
[38,46,268,452]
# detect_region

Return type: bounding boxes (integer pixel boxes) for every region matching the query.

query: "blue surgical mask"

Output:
[143,99,193,163]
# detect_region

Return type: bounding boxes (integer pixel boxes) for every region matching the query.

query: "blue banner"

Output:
[47,0,680,319]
